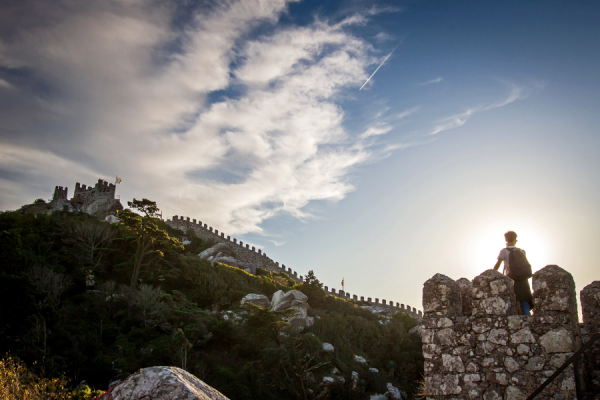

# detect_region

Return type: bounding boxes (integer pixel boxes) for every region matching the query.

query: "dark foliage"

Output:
[0,209,423,399]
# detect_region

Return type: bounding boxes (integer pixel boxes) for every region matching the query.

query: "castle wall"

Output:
[421,266,593,400]
[166,215,424,317]
[323,286,422,319]
[166,216,303,283]
[580,281,600,392]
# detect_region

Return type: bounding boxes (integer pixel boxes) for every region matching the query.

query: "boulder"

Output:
[240,294,270,308]
[271,290,308,311]
[322,343,335,352]
[386,383,402,400]
[104,214,119,223]
[354,355,367,364]
[97,366,229,400]
[370,395,388,400]
[198,243,231,260]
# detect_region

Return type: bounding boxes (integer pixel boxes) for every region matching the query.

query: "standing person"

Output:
[493,231,534,315]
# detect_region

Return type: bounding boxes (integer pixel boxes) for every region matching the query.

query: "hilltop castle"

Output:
[20,178,122,218]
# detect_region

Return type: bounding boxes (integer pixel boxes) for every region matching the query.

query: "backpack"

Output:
[506,247,533,281]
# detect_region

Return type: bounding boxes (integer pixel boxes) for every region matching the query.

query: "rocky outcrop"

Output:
[199,243,258,274]
[240,294,270,308]
[271,289,311,333]
[97,366,229,400]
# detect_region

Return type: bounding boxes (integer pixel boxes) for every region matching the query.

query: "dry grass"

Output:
[0,355,71,400]
[414,378,427,400]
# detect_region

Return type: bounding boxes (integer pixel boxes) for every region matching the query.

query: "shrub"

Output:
[0,355,71,399]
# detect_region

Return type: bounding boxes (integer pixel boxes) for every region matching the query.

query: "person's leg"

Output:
[520,301,531,316]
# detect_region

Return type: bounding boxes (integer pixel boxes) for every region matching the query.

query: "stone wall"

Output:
[166,215,424,317]
[166,216,303,283]
[580,281,600,392]
[323,286,422,319]
[421,265,598,400]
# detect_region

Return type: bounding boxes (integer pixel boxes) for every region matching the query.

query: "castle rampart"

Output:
[166,215,423,317]
[421,265,598,400]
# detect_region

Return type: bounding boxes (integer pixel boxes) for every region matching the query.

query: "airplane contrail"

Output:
[359,40,403,91]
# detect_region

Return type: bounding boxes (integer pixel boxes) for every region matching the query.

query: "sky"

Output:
[1,0,599,317]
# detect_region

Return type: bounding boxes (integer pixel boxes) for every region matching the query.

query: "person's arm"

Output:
[493,258,502,271]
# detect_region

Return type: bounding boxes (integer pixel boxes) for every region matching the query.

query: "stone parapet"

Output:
[167,215,423,318]
[580,281,600,392]
[421,265,589,400]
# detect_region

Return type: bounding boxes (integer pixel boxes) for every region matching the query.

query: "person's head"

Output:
[504,231,517,245]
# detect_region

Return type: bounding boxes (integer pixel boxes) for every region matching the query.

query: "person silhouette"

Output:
[493,231,533,315]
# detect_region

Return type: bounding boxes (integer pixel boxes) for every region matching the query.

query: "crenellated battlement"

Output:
[166,215,423,316]
[323,286,422,319]
[421,265,599,400]
[53,185,68,201]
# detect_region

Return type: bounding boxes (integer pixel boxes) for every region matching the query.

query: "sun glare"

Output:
[465,220,549,278]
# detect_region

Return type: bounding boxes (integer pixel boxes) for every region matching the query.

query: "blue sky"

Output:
[1,0,599,314]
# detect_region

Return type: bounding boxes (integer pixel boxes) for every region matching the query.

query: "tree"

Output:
[118,199,183,287]
[65,221,116,273]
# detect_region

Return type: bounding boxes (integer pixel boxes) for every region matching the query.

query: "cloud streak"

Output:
[359,40,402,90]
[419,77,443,86]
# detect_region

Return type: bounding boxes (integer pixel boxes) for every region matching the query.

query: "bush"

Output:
[0,355,71,400]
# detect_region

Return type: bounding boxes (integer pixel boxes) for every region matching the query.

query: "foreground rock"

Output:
[98,366,229,400]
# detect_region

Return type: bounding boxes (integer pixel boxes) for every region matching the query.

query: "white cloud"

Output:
[0,79,12,89]
[0,0,393,235]
[396,106,420,119]
[427,83,531,136]
[419,77,443,86]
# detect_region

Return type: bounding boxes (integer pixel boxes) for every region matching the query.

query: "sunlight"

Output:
[465,219,550,278]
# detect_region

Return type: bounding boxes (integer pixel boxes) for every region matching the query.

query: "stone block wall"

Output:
[166,215,424,317]
[166,216,303,283]
[322,286,422,319]
[580,281,600,392]
[421,265,595,400]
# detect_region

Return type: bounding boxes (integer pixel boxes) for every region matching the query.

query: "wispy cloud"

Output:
[427,83,534,136]
[396,106,420,120]
[0,0,398,235]
[419,77,443,86]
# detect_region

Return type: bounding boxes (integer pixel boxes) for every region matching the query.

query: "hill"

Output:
[0,203,423,400]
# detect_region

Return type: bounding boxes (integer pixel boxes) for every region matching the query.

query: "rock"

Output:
[369,367,379,372]
[370,395,388,400]
[351,371,359,390]
[386,383,402,400]
[213,256,238,267]
[354,355,367,364]
[322,376,335,385]
[271,290,308,311]
[98,366,229,400]
[198,243,231,260]
[306,316,315,327]
[105,214,120,224]
[409,325,424,337]
[322,343,335,352]
[504,386,526,400]
[240,294,270,308]
[540,328,573,353]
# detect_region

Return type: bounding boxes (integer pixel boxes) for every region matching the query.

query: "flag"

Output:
[115,176,122,184]
[341,278,344,288]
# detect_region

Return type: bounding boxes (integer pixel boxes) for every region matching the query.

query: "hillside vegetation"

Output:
[0,202,423,400]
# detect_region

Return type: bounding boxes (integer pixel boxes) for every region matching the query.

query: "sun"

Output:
[465,220,549,278]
